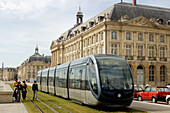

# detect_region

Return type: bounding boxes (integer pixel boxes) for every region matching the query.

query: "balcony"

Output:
[125,56,134,60]
[160,57,167,61]
[137,56,145,61]
[149,57,156,61]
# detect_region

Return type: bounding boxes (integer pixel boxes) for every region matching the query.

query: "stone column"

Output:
[156,33,159,61]
[80,36,83,57]
[133,31,137,60]
[155,63,160,86]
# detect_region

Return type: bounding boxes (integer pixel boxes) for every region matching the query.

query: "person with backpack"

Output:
[16,81,22,102]
[22,81,27,100]
[32,80,38,101]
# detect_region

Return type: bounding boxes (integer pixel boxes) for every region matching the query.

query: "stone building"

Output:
[2,67,17,81]
[50,1,170,87]
[0,68,3,80]
[0,63,4,80]
[18,46,51,81]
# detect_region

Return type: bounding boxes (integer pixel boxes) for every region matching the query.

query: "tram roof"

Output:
[57,62,70,69]
[92,54,122,58]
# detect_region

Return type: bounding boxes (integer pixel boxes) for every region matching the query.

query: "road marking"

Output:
[133,100,170,108]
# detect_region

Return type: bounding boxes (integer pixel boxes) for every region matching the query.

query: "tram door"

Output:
[137,66,144,88]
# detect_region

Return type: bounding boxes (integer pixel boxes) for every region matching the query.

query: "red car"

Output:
[137,86,170,103]
[134,86,143,98]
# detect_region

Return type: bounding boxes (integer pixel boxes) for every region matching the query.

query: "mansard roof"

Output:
[52,2,170,45]
[28,55,51,63]
[111,3,170,23]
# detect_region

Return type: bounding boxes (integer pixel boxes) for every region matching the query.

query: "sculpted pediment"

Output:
[125,16,157,27]
[50,41,57,50]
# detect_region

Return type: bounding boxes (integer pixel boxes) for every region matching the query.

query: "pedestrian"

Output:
[13,78,18,101]
[16,81,22,102]
[32,80,38,101]
[22,81,27,100]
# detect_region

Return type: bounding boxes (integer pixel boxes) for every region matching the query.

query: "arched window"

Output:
[149,65,154,81]
[126,32,131,40]
[160,66,165,81]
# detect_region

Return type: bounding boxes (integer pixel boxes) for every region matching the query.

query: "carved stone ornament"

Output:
[122,15,129,20]
[133,18,148,25]
[121,15,129,22]
[129,17,153,26]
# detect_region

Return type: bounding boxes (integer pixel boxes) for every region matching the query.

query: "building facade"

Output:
[0,68,3,80]
[50,2,170,87]
[18,46,51,81]
[2,68,17,81]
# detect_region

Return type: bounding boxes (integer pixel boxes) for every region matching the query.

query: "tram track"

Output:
[37,94,72,113]
[27,92,71,113]
[26,96,43,113]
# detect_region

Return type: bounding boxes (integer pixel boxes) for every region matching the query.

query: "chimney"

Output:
[133,0,136,5]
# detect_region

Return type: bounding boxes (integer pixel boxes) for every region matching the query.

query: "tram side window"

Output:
[88,61,98,94]
[58,70,63,87]
[81,66,86,90]
[49,70,54,86]
[55,71,60,87]
[62,69,67,88]
[42,72,47,85]
[75,67,84,89]
[69,68,75,88]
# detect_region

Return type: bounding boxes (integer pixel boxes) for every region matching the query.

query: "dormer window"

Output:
[81,26,86,31]
[75,31,77,35]
[89,21,94,27]
[98,16,104,22]
[157,19,163,24]
[167,20,170,25]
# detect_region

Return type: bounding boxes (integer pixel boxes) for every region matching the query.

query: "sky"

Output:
[0,0,170,67]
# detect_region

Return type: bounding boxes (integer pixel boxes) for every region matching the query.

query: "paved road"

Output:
[129,100,170,113]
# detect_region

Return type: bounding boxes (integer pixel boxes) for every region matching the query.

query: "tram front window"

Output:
[96,57,132,91]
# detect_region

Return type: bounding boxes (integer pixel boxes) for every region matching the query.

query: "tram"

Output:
[36,54,134,106]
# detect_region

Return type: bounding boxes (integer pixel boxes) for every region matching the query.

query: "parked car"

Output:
[134,86,143,98]
[137,86,170,103]
[166,84,170,89]
[166,95,170,105]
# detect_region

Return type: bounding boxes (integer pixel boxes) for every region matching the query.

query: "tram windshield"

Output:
[96,57,133,91]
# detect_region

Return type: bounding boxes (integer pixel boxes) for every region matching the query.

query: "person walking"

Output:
[22,81,27,100]
[13,78,18,101]
[16,81,22,102]
[32,80,38,101]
